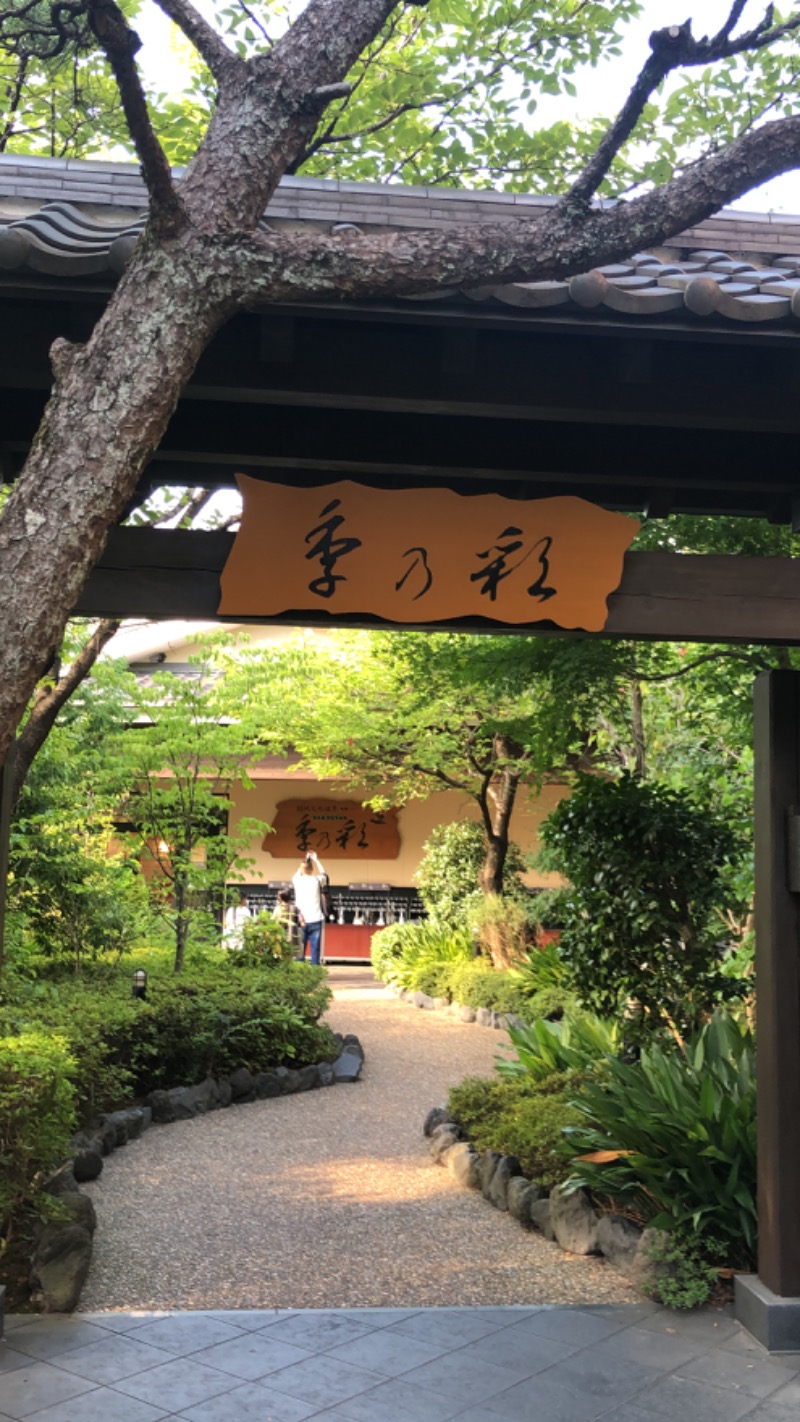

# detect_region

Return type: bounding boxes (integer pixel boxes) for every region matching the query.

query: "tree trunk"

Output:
[174,873,189,974]
[631,678,646,779]
[478,740,520,895]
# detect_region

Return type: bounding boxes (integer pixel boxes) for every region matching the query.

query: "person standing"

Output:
[292,851,328,965]
[272,887,301,957]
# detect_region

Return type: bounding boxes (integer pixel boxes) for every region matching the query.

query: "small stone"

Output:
[476,1007,493,1027]
[295,1065,319,1092]
[423,1106,452,1138]
[56,1192,97,1236]
[332,1051,363,1083]
[491,1011,506,1029]
[479,1151,503,1198]
[488,1156,524,1211]
[278,1068,301,1094]
[629,1227,671,1288]
[596,1213,643,1271]
[191,1079,220,1114]
[94,1117,117,1155]
[229,1067,255,1100]
[429,1124,460,1161]
[459,1005,477,1023]
[504,1013,527,1030]
[255,1071,283,1099]
[167,1086,197,1120]
[147,1090,176,1124]
[342,1035,365,1060]
[30,1224,92,1313]
[530,1198,556,1240]
[433,997,449,1011]
[316,1062,335,1087]
[72,1148,103,1184]
[446,1142,482,1190]
[549,1183,600,1255]
[218,1079,233,1108]
[124,1108,148,1139]
[43,1164,78,1198]
[507,1178,542,1225]
[102,1111,131,1148]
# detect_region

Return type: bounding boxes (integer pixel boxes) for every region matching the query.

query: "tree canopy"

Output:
[2,1,800,760]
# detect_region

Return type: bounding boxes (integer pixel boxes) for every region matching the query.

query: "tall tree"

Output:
[2,0,800,763]
[227,629,629,893]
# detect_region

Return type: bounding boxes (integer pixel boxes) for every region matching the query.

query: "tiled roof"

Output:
[3,154,800,325]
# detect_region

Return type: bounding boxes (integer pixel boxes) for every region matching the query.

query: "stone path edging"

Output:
[30,1035,365,1314]
[423,1106,660,1292]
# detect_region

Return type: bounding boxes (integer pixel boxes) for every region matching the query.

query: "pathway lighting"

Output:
[132,968,148,1001]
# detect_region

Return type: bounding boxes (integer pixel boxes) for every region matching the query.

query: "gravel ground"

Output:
[80,968,640,1311]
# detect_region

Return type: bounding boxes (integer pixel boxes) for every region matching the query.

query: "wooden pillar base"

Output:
[736,1274,800,1353]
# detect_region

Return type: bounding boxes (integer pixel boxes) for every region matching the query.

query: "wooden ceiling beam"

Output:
[74,529,800,644]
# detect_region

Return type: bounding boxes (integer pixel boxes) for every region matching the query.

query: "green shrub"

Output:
[468,893,529,969]
[233,912,295,967]
[539,773,741,1038]
[414,821,528,928]
[371,920,473,991]
[528,986,577,1021]
[641,1230,722,1310]
[0,1032,77,1241]
[497,1011,621,1082]
[0,955,334,1119]
[507,939,568,996]
[564,1010,756,1266]
[448,1071,583,1188]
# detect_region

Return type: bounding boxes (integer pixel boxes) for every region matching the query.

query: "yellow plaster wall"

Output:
[228,778,568,888]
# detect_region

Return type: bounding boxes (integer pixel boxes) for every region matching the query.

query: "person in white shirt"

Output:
[292,852,328,965]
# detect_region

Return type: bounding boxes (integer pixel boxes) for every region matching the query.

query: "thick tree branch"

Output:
[154,0,243,84]
[207,110,800,307]
[11,616,121,805]
[564,5,800,209]
[88,0,184,233]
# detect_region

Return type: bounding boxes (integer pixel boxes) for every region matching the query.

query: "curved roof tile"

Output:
[4,196,800,326]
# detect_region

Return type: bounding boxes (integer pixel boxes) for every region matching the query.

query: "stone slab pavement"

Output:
[2,1304,800,1421]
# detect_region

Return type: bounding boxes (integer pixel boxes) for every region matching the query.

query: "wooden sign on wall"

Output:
[219,478,639,631]
[266,799,400,859]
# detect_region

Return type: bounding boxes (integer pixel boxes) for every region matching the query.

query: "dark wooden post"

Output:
[738,671,800,1347]
[0,737,17,975]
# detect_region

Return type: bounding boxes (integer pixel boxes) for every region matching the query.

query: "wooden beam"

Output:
[74,531,800,643]
[753,671,800,1296]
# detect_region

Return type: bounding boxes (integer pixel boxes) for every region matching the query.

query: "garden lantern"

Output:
[131,968,148,1001]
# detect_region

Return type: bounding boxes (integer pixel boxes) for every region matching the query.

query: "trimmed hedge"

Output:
[0,1032,77,1239]
[447,1070,584,1189]
[0,958,335,1121]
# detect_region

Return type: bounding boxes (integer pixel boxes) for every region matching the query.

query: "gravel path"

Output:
[80,969,639,1311]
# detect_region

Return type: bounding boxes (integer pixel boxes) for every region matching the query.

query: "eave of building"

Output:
[3,153,800,329]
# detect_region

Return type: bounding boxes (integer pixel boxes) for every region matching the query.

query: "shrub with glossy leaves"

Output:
[539,772,740,1036]
[0,1031,76,1240]
[564,1009,756,1267]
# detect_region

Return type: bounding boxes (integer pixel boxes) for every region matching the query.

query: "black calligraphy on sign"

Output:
[304,498,363,599]
[395,546,433,601]
[471,527,557,604]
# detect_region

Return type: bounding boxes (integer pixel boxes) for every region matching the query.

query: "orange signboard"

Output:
[219,478,639,631]
[267,799,400,860]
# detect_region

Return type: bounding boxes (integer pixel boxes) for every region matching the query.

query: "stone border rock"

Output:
[27,1035,365,1316]
[385,983,525,1032]
[423,1105,660,1291]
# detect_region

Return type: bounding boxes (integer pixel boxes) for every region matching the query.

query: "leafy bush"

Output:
[564,1010,756,1266]
[641,1230,722,1310]
[448,1071,583,1188]
[370,920,473,991]
[497,1011,621,1082]
[468,893,529,969]
[539,773,742,1037]
[0,1032,76,1242]
[507,939,569,996]
[414,820,528,928]
[444,960,529,1016]
[233,912,296,967]
[0,955,334,1119]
